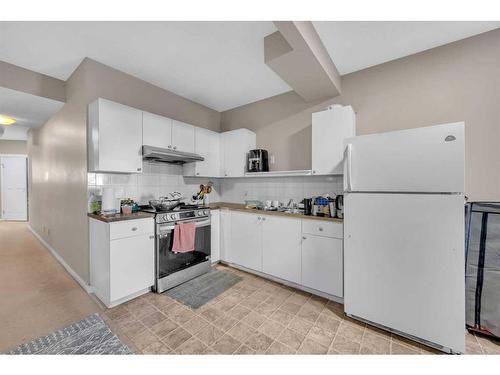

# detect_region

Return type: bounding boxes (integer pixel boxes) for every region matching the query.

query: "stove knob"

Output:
[204,210,209,215]
[197,211,203,216]
[163,215,168,221]
[169,214,176,220]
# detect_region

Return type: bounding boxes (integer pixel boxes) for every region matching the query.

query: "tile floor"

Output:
[103,264,500,355]
[3,222,499,355]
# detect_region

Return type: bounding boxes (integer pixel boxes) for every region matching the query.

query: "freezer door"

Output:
[344,122,464,193]
[344,193,465,353]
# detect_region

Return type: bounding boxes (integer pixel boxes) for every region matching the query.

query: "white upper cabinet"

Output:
[184,127,221,177]
[311,105,356,175]
[142,111,172,149]
[221,129,256,177]
[172,120,195,153]
[88,98,143,173]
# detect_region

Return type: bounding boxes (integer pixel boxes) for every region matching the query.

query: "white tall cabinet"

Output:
[311,105,356,175]
[88,98,143,173]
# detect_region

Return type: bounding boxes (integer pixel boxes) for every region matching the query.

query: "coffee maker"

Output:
[247,149,269,172]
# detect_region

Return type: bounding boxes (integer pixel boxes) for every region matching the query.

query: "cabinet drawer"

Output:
[110,218,154,240]
[302,220,343,239]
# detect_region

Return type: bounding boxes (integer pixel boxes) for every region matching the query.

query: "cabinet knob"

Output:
[302,236,307,240]
[149,235,155,239]
[262,217,266,221]
[257,217,261,220]
[224,173,228,177]
[137,168,142,171]
[168,145,172,149]
[318,227,323,231]
[131,227,138,231]
[173,146,177,150]
[312,170,316,174]
[196,173,200,176]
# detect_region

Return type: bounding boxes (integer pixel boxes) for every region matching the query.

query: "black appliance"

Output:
[247,149,269,172]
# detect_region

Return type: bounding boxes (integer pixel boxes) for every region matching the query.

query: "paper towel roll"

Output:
[102,187,115,212]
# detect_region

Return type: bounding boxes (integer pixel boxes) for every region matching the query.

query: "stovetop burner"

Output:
[139,202,205,213]
[139,202,210,223]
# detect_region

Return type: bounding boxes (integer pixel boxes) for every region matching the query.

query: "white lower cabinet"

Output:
[302,234,343,297]
[90,217,155,307]
[210,210,220,263]
[229,211,262,271]
[262,216,301,284]
[221,210,343,299]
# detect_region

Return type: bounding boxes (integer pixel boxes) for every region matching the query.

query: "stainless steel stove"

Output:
[141,203,211,293]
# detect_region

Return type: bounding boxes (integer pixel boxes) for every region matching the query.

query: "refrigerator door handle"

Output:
[344,143,353,191]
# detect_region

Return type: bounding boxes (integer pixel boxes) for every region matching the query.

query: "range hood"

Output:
[142,145,204,164]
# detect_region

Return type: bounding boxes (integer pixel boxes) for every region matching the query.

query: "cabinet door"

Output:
[220,209,231,262]
[195,127,221,177]
[210,210,220,263]
[221,129,256,177]
[262,216,302,284]
[302,235,343,297]
[229,211,262,271]
[143,111,173,149]
[109,233,155,301]
[311,105,355,175]
[172,120,195,153]
[91,98,143,173]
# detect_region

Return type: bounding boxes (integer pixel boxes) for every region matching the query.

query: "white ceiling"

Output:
[0,22,499,112]
[313,21,500,75]
[0,87,65,140]
[0,21,291,112]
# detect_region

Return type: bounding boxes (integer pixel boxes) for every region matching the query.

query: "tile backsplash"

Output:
[219,175,343,204]
[88,162,343,208]
[87,162,221,206]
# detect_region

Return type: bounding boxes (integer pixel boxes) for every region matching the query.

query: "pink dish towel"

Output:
[172,222,196,253]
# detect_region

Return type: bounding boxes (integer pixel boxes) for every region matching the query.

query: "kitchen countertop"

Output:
[208,202,343,223]
[87,211,155,223]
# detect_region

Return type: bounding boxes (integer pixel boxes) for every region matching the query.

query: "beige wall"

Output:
[0,60,66,102]
[221,29,500,201]
[28,58,221,284]
[0,140,27,154]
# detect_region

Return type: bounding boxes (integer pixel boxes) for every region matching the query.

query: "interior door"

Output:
[344,122,464,193]
[344,192,465,353]
[1,156,28,221]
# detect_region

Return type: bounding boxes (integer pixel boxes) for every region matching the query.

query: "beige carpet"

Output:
[0,222,101,352]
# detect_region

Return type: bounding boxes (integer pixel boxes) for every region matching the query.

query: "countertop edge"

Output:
[208,202,343,223]
[87,212,155,223]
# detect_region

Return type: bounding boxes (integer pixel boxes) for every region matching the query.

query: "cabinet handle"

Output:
[131,227,138,231]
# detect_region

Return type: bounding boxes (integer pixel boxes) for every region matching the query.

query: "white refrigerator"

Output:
[343,122,465,354]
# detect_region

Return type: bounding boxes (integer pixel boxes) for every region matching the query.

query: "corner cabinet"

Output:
[88,98,143,173]
[220,129,256,177]
[90,217,155,307]
[311,105,356,175]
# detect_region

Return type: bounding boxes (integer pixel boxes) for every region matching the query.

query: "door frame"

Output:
[0,154,28,221]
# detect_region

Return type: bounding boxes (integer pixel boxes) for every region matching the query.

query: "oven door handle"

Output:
[158,218,211,235]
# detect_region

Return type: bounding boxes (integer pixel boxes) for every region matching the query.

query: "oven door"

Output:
[156,217,211,280]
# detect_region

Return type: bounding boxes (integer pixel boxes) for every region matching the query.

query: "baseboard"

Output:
[28,225,93,294]
[220,261,344,304]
